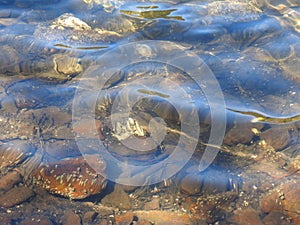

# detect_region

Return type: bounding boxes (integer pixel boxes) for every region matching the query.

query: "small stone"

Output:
[0,186,35,208]
[201,169,230,194]
[83,211,98,223]
[62,210,81,225]
[143,197,160,210]
[115,212,134,225]
[180,173,203,195]
[224,126,254,145]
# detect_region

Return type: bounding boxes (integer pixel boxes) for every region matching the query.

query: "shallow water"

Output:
[0,0,300,224]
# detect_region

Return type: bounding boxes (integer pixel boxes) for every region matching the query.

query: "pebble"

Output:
[180,173,203,195]
[83,211,98,223]
[0,186,35,208]
[62,210,82,225]
[115,212,134,225]
[224,126,254,145]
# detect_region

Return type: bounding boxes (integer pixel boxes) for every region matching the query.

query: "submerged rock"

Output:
[32,155,106,199]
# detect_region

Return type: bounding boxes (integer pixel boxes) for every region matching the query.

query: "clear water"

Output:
[0,0,300,224]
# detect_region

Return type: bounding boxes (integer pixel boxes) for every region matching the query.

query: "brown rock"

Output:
[201,169,230,194]
[62,210,81,225]
[20,215,54,225]
[180,173,203,195]
[83,211,98,223]
[116,211,196,225]
[263,211,290,225]
[143,197,160,210]
[32,155,106,199]
[0,170,22,191]
[129,210,199,225]
[115,212,134,225]
[260,189,283,213]
[228,207,263,225]
[92,205,114,218]
[260,126,291,150]
[260,181,300,224]
[224,126,254,145]
[101,185,131,210]
[249,158,289,180]
[0,186,35,208]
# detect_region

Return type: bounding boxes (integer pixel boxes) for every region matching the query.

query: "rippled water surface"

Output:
[1,0,300,224]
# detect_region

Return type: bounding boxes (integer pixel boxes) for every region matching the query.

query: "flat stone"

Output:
[0,186,35,208]
[32,155,106,199]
